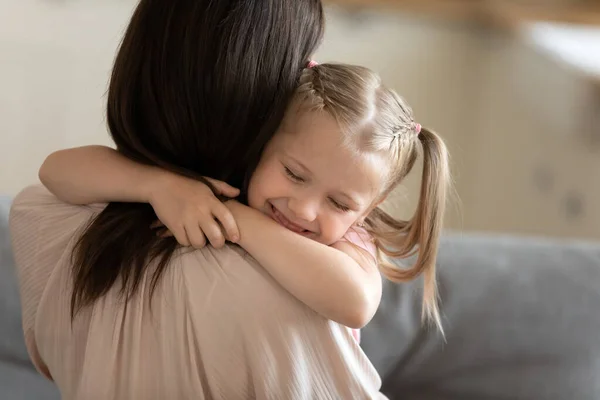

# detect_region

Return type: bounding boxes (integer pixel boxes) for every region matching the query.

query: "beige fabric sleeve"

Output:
[10,185,386,399]
[9,185,103,380]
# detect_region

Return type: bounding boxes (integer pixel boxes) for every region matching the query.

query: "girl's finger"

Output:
[170,226,191,247]
[204,177,240,198]
[212,203,239,242]
[184,223,207,249]
[200,217,226,249]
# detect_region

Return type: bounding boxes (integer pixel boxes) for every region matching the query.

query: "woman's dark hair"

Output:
[70,0,324,317]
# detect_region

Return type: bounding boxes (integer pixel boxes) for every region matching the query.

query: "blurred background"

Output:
[1,0,599,241]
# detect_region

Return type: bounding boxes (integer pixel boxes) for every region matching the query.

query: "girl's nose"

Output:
[287,196,318,222]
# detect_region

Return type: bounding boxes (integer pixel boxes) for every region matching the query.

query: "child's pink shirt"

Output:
[338,227,377,344]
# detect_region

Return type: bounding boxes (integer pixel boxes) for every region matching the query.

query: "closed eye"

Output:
[284,166,304,183]
[329,198,350,212]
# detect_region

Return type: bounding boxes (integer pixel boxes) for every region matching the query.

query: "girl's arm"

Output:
[39,145,240,248]
[226,200,382,329]
[39,145,160,205]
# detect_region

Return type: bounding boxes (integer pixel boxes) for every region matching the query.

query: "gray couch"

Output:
[1,196,599,399]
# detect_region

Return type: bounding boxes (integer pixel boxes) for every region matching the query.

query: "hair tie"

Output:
[415,123,421,134]
[307,60,319,68]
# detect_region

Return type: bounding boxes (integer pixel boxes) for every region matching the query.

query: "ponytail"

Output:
[366,127,450,334]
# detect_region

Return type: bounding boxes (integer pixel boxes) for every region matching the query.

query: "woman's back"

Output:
[10,185,384,399]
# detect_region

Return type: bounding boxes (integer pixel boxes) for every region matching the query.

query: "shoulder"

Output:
[10,185,105,257]
[173,244,309,318]
[174,245,272,294]
[11,184,105,221]
[10,185,106,241]
[9,185,107,321]
[10,182,107,263]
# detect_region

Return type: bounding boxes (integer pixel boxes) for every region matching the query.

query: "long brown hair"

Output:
[70,0,324,318]
[294,64,451,332]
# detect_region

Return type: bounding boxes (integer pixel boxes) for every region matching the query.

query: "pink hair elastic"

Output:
[307,60,319,68]
[415,123,421,134]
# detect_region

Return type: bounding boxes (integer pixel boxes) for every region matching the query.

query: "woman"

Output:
[10,0,385,398]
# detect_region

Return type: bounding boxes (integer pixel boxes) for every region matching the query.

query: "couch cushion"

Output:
[0,361,59,400]
[362,233,600,400]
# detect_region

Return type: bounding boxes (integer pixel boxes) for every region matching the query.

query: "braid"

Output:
[296,67,325,109]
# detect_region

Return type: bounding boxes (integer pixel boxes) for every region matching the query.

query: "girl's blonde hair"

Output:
[295,63,451,332]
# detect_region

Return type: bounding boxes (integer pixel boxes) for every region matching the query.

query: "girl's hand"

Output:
[149,172,240,249]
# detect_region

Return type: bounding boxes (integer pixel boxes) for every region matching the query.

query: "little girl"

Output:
[40,62,451,337]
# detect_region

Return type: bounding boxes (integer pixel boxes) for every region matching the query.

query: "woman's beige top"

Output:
[10,185,386,399]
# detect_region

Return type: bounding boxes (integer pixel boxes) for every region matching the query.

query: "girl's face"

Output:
[247,108,387,245]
